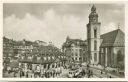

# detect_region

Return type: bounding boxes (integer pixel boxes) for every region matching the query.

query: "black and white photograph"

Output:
[2,3,125,78]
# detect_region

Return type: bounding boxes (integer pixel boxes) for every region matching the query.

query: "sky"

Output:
[3,3,125,48]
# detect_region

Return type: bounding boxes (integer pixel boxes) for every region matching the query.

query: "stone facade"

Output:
[87,5,101,65]
[99,29,125,69]
[62,36,87,65]
[86,5,125,70]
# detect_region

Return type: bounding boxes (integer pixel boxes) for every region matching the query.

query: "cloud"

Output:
[3,4,125,48]
[101,22,117,34]
[4,8,87,48]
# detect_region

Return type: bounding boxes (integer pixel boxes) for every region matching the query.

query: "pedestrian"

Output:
[14,71,16,77]
[73,73,75,78]
[44,72,46,78]
[101,70,102,74]
[26,71,28,78]
[20,70,22,77]
[55,71,57,76]
[53,72,55,78]
[47,72,49,78]
[91,71,93,77]
[83,70,85,76]
[50,71,52,77]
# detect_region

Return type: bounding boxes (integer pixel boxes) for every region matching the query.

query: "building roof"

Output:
[15,40,34,46]
[19,45,65,64]
[37,45,62,55]
[100,29,125,47]
[3,37,16,46]
[62,38,87,48]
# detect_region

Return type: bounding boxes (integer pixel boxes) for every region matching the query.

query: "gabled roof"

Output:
[3,37,15,45]
[15,40,34,46]
[100,29,124,47]
[62,38,87,48]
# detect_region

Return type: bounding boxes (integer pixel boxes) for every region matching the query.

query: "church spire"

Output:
[91,4,96,12]
[89,4,98,23]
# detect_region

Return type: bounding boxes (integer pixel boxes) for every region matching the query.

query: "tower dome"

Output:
[89,5,98,23]
[89,5,98,17]
[91,5,96,12]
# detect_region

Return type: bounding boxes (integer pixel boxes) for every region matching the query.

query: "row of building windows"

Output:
[14,46,33,49]
[91,53,97,62]
[88,28,97,38]
[72,57,83,61]
[22,55,66,61]
[100,47,108,54]
[22,56,55,61]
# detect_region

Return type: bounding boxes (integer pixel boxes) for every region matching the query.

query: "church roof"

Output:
[100,29,125,47]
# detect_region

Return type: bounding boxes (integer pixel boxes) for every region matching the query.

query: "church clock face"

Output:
[93,17,96,22]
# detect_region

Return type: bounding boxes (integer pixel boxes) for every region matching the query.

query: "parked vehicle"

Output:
[68,67,82,78]
[68,70,75,78]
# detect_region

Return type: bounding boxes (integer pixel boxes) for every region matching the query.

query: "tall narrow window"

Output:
[94,40,97,50]
[94,29,97,38]
[94,53,97,62]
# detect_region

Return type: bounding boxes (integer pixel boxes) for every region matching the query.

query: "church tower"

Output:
[87,5,101,65]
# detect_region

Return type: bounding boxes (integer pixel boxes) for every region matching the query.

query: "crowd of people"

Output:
[3,63,114,78]
[19,68,63,78]
[4,65,69,78]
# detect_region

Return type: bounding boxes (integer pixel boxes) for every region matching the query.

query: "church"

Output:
[62,5,125,70]
[87,5,124,69]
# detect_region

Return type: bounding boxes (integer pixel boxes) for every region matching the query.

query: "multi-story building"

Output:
[3,37,67,74]
[19,45,67,75]
[3,37,15,58]
[3,37,16,66]
[62,36,87,66]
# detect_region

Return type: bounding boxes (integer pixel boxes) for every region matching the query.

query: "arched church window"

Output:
[94,40,97,50]
[117,50,123,62]
[94,29,97,38]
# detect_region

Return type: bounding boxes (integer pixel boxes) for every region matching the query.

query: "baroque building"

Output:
[62,36,87,66]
